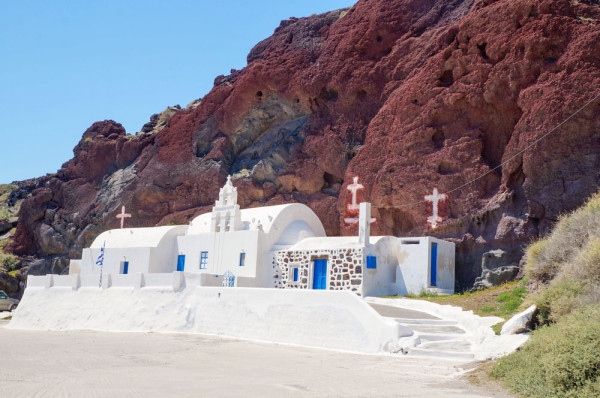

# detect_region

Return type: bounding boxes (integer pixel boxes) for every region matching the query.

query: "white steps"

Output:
[369,303,475,360]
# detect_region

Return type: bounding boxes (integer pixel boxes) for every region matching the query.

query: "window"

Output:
[0,292,6,299]
[289,267,299,282]
[200,251,208,269]
[120,261,129,274]
[239,252,246,266]
[366,256,377,269]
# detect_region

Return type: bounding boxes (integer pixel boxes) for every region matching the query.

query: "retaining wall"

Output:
[9,273,412,354]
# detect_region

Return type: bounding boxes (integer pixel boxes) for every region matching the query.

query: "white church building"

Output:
[69,177,455,296]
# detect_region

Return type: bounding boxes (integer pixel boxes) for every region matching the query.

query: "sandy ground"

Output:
[0,322,512,398]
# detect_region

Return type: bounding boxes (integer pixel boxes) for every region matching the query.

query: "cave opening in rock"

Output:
[432,130,445,149]
[438,70,454,87]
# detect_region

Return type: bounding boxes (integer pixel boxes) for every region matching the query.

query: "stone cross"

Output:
[116,205,132,229]
[424,188,447,229]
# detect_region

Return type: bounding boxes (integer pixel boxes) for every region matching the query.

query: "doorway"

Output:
[177,255,185,272]
[312,259,328,290]
[430,243,438,286]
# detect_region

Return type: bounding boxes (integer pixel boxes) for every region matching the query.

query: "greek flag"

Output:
[96,241,105,288]
[95,241,105,266]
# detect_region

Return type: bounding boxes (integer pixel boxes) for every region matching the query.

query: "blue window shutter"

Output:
[366,256,377,269]
[293,268,299,282]
[239,252,246,266]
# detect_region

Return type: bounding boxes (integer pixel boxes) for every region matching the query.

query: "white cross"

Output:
[116,205,132,229]
[346,176,364,211]
[424,188,447,229]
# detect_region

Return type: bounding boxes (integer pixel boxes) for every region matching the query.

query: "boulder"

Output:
[473,266,520,289]
[501,305,537,335]
[0,272,19,294]
[35,223,68,256]
[473,249,521,289]
[0,219,11,234]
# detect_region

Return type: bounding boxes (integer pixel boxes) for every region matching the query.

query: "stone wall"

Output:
[273,248,364,294]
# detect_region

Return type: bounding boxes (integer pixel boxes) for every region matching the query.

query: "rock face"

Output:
[7,0,600,288]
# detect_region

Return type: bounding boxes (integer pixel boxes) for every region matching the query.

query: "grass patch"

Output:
[496,285,527,313]
[398,281,528,320]
[404,289,439,299]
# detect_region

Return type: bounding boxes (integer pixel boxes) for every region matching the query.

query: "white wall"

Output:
[362,237,400,297]
[10,278,413,354]
[394,238,430,295]
[395,237,455,295]
[361,237,455,297]
[176,230,260,278]
[75,226,187,277]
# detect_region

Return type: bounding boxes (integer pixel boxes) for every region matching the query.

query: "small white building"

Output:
[272,203,455,296]
[70,225,188,276]
[69,177,455,296]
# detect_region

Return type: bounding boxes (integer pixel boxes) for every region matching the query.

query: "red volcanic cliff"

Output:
[8,0,600,289]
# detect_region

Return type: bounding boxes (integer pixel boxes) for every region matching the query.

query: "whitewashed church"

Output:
[69,177,455,296]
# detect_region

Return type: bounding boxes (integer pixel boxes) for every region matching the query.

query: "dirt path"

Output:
[0,327,512,397]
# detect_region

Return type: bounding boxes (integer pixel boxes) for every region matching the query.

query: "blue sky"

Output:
[0,0,353,184]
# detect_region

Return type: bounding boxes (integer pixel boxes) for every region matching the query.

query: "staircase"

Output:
[368,303,475,360]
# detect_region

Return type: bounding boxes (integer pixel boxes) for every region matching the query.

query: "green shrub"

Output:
[493,191,600,396]
[535,279,589,324]
[525,239,554,281]
[0,239,19,271]
[0,184,17,202]
[492,304,600,398]
[568,237,600,283]
[0,209,10,220]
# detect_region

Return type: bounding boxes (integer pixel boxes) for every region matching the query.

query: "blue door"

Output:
[430,243,438,286]
[123,261,129,275]
[177,255,185,272]
[312,259,328,290]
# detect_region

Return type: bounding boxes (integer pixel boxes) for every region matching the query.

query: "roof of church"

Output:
[282,236,388,250]
[90,225,188,249]
[187,203,325,236]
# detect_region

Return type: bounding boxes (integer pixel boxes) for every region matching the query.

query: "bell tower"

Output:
[210,176,242,233]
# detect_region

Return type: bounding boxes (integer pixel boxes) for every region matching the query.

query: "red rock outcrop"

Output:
[8,0,600,289]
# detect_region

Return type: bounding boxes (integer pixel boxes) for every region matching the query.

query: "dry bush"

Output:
[526,192,600,280]
[494,193,600,397]
[492,304,600,398]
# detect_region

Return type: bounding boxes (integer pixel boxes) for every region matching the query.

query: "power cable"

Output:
[371,92,600,210]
